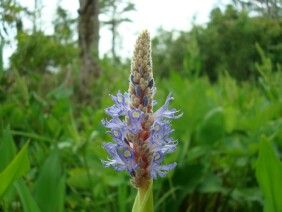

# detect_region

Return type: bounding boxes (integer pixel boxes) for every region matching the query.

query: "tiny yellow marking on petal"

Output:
[155,153,160,160]
[113,130,119,137]
[133,111,140,118]
[117,96,122,102]
[124,150,131,157]
[155,125,160,131]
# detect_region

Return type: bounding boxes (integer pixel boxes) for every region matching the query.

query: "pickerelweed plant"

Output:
[101,30,182,212]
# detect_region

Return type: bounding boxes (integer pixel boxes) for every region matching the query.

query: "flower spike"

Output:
[101,30,182,188]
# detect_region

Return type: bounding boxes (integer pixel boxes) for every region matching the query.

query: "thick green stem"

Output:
[132,180,154,212]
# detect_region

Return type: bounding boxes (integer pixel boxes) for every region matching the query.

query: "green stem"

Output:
[132,180,154,212]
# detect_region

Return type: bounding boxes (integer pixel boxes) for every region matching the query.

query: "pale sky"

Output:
[3,0,230,67]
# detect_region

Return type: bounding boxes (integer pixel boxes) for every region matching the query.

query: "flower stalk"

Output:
[102,30,182,211]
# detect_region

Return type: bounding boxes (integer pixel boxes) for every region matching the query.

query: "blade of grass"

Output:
[0,142,30,198]
[256,136,282,212]
[10,130,53,143]
[14,178,41,212]
[154,186,181,210]
[32,148,65,212]
[0,127,16,172]
[118,183,127,212]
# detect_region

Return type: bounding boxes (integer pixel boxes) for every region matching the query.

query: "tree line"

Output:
[1,0,281,96]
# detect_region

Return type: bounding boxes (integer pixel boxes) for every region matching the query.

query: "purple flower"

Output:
[108,129,127,146]
[127,109,144,134]
[102,143,138,173]
[102,116,126,130]
[102,92,182,179]
[150,120,175,146]
[154,93,183,121]
[101,30,182,186]
[105,91,129,117]
[153,143,177,154]
[150,162,177,179]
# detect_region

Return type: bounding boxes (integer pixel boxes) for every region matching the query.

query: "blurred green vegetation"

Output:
[152,5,282,81]
[0,2,282,212]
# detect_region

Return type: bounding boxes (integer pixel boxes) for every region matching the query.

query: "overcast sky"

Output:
[3,0,230,67]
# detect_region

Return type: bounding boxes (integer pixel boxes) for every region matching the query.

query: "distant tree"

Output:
[78,0,100,100]
[32,0,43,33]
[151,27,201,78]
[100,0,135,61]
[232,0,282,19]
[151,29,188,78]
[152,5,282,82]
[195,5,282,81]
[10,31,78,74]
[9,5,77,74]
[53,6,76,44]
[0,0,31,40]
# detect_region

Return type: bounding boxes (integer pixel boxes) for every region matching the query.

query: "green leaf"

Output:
[118,183,127,212]
[0,142,30,199]
[162,163,206,211]
[198,173,226,193]
[14,178,41,212]
[132,180,154,212]
[197,107,225,145]
[256,137,282,212]
[32,148,65,212]
[0,128,17,172]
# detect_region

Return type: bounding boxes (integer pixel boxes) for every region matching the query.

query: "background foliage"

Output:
[0,1,282,212]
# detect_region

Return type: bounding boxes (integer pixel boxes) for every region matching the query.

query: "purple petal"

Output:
[150,162,177,179]
[106,91,129,117]
[127,109,144,133]
[102,143,138,173]
[152,120,172,136]
[153,93,183,121]
[150,120,176,146]
[102,117,125,129]
[153,143,177,153]
[109,129,127,146]
[103,142,119,160]
[111,91,124,106]
[101,159,127,172]
[152,151,165,163]
[105,105,123,116]
[117,146,135,163]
